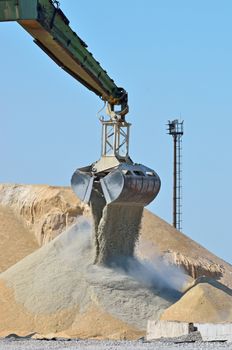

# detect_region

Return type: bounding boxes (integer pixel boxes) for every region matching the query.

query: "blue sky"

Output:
[0,1,232,263]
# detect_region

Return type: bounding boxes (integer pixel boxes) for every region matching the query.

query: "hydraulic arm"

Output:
[0,0,161,207]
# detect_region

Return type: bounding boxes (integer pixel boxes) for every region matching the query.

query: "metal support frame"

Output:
[167,119,184,231]
[101,118,131,159]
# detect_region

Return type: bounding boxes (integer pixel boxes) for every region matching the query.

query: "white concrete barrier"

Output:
[147,320,232,342]
[147,320,191,340]
[194,323,232,342]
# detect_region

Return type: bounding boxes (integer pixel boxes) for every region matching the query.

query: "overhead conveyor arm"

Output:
[0,0,128,116]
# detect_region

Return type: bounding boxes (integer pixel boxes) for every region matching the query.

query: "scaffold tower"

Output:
[167,119,184,231]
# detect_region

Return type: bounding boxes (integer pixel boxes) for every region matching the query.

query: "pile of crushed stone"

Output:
[160,276,232,323]
[0,218,183,339]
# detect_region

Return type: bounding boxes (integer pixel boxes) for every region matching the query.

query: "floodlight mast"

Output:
[167,119,184,231]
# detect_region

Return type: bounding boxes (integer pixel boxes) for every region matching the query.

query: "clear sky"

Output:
[1,1,232,263]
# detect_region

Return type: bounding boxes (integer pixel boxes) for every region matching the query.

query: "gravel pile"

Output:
[0,338,231,350]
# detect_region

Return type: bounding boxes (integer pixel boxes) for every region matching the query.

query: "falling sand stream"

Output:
[90,186,144,265]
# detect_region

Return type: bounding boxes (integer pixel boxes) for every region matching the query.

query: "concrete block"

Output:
[194,323,232,342]
[147,320,191,340]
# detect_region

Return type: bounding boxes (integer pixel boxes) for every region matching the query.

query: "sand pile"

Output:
[140,211,232,288]
[0,184,231,287]
[0,184,232,338]
[0,184,89,245]
[0,205,38,273]
[0,219,182,339]
[160,276,232,323]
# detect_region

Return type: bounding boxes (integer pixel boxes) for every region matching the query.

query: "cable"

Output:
[96,101,106,120]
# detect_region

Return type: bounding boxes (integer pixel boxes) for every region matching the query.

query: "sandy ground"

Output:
[0,338,232,350]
